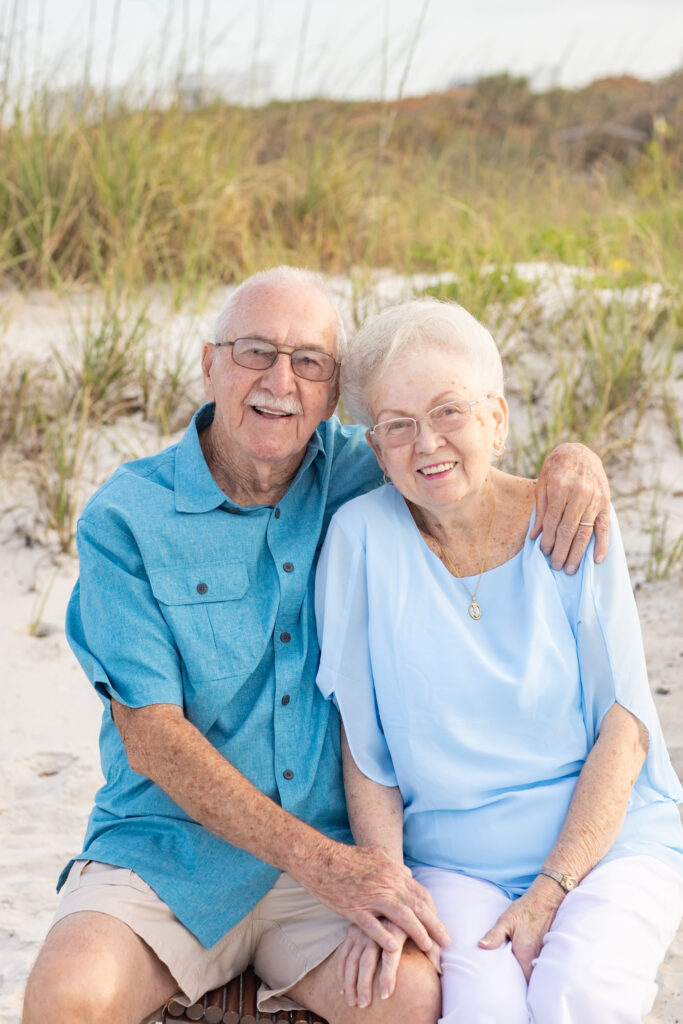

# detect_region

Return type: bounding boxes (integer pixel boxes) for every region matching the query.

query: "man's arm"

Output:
[111,700,448,956]
[531,442,610,573]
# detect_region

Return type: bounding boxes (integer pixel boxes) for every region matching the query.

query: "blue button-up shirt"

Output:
[61,403,380,947]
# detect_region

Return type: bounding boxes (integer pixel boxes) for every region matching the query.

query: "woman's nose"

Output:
[414,418,445,453]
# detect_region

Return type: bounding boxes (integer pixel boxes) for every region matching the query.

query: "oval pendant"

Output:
[469,601,482,620]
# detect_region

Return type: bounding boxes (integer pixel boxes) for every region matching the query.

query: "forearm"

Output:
[342,726,404,864]
[479,703,649,975]
[544,702,648,880]
[113,698,450,954]
[112,699,337,881]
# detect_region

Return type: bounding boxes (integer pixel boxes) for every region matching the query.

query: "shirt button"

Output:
[281,694,290,705]
[196,582,208,594]
[280,631,291,643]
[274,508,281,519]
[283,769,294,780]
[283,562,294,573]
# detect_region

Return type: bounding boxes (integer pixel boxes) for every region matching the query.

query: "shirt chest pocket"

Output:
[148,561,258,683]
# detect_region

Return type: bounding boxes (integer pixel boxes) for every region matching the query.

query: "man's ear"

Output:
[201,344,216,402]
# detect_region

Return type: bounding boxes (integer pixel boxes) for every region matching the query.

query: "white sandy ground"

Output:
[0,273,682,1023]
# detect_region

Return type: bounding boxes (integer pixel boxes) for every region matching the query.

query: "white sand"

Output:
[0,279,681,1023]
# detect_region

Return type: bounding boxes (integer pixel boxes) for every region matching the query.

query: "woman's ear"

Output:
[491,395,509,444]
[365,429,384,470]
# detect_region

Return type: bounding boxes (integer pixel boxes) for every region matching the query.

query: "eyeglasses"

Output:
[215,337,338,382]
[370,396,495,448]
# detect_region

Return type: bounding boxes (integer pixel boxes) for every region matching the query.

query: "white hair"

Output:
[211,266,347,361]
[341,298,505,426]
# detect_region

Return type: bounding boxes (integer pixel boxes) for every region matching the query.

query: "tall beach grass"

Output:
[0,45,681,567]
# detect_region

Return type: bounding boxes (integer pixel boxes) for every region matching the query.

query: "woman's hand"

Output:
[338,919,441,1007]
[338,920,406,1008]
[478,876,565,981]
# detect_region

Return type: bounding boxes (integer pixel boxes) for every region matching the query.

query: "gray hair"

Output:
[212,266,347,361]
[341,298,504,426]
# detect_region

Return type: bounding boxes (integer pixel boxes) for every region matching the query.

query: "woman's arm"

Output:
[342,725,405,863]
[339,728,444,1006]
[479,701,649,979]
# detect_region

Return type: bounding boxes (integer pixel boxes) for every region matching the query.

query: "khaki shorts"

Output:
[52,860,349,1009]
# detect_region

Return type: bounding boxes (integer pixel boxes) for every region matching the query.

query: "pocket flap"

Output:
[148,561,249,605]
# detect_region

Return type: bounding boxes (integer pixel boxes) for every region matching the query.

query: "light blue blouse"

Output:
[315,485,683,897]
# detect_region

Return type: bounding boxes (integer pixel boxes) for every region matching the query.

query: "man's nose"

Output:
[258,351,298,393]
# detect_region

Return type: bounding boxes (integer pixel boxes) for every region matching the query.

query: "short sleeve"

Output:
[565,507,682,802]
[66,512,184,710]
[315,514,398,788]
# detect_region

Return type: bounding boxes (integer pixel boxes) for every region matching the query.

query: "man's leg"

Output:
[22,911,177,1024]
[287,941,441,1024]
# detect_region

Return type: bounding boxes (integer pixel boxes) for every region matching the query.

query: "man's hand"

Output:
[531,442,610,573]
[478,876,564,981]
[296,841,449,957]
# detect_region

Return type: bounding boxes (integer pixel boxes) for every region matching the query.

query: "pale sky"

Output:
[4,0,683,102]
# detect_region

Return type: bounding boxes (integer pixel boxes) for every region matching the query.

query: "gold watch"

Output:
[539,867,578,892]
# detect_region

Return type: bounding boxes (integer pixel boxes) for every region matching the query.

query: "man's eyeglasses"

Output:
[370,396,495,448]
[215,337,338,382]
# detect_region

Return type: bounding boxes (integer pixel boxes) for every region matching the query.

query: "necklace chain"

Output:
[425,488,497,620]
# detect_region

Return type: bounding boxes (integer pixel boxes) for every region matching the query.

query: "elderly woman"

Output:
[314,299,683,1023]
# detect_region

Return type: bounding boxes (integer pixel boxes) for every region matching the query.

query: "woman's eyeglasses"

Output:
[370,397,494,448]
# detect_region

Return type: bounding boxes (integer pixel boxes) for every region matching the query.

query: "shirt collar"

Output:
[174,403,326,514]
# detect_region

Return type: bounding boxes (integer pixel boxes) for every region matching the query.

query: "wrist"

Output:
[280,825,338,884]
[528,873,567,909]
[538,866,579,894]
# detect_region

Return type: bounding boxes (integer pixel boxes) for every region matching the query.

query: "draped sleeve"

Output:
[554,506,683,803]
[315,512,398,788]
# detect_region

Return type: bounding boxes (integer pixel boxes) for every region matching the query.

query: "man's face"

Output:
[202,282,340,475]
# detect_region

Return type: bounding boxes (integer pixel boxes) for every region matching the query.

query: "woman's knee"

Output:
[528,940,656,1024]
[439,947,528,1024]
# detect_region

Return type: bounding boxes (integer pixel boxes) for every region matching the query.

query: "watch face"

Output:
[564,876,577,890]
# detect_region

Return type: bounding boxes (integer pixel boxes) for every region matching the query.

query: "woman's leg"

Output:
[527,855,683,1024]
[413,866,529,1024]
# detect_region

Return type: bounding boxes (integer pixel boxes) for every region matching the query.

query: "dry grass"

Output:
[0,62,681,560]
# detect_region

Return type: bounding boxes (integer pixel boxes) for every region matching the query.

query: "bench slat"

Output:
[162,969,327,1024]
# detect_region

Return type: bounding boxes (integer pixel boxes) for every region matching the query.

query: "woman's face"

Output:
[366,345,508,516]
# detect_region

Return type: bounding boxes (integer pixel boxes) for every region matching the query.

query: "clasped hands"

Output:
[336,875,565,1009]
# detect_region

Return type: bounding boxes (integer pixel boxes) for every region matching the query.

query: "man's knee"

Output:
[22,913,175,1024]
[388,943,441,1024]
[23,939,122,1024]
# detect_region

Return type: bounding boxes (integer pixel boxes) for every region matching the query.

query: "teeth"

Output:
[420,462,455,476]
[255,407,290,416]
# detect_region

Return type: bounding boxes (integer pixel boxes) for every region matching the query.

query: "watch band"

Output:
[539,867,578,892]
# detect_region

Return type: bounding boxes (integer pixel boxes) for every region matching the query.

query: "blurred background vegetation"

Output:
[0,70,682,294]
[0,63,682,568]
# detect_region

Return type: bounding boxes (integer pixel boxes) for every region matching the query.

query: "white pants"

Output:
[413,856,683,1024]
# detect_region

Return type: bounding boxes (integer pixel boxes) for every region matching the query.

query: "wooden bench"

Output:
[160,967,327,1024]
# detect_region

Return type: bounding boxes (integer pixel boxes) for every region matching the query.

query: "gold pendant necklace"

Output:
[426,488,497,620]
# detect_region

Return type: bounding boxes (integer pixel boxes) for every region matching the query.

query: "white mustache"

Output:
[245,389,303,415]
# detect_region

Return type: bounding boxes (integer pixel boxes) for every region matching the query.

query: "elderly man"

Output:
[23,267,610,1024]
